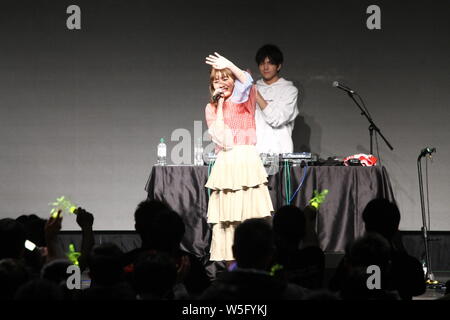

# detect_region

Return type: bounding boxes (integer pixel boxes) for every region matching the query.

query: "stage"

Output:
[145,164,395,258]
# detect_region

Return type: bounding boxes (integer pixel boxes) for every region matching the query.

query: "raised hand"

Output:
[44,210,63,262]
[45,210,62,242]
[74,207,95,272]
[205,52,233,70]
[75,207,94,231]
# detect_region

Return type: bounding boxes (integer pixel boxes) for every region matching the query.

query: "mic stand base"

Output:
[425,277,440,288]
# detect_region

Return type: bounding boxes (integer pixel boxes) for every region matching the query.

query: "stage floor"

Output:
[414,271,449,300]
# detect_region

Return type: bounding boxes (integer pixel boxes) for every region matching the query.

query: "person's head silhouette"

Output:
[232,218,274,270]
[272,205,306,249]
[362,199,400,241]
[134,200,185,254]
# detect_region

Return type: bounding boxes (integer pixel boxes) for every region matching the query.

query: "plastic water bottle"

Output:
[194,138,204,166]
[157,138,167,166]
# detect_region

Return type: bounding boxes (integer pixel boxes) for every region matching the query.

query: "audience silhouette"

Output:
[329,198,426,299]
[76,242,135,300]
[133,251,179,300]
[201,218,308,300]
[0,218,27,261]
[0,197,443,301]
[0,258,29,300]
[272,205,325,289]
[122,199,210,298]
[338,233,400,300]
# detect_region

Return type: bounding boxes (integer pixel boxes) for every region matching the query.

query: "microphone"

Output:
[212,93,222,102]
[419,147,436,158]
[333,81,356,94]
[212,89,224,102]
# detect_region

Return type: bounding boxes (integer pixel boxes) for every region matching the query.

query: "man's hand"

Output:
[75,207,94,231]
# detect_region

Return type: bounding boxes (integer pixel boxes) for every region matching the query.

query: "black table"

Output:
[145,165,396,259]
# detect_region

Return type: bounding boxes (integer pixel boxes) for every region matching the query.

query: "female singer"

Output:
[204,52,273,262]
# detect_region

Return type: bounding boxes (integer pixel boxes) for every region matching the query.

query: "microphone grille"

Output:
[332,81,339,87]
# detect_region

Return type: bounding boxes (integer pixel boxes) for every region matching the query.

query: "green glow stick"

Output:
[67,243,81,266]
[309,189,329,209]
[49,196,77,218]
[270,264,283,276]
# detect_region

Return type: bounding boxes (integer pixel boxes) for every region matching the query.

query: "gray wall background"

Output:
[0,0,449,231]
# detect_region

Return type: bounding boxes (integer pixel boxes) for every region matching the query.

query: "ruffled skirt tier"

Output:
[206,145,273,261]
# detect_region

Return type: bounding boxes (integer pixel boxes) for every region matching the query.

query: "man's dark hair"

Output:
[88,243,125,286]
[16,214,47,247]
[272,205,306,246]
[0,218,26,260]
[14,279,64,300]
[41,259,73,284]
[232,218,274,269]
[134,200,185,253]
[341,233,395,300]
[348,233,391,268]
[362,199,401,241]
[255,44,284,66]
[0,259,30,300]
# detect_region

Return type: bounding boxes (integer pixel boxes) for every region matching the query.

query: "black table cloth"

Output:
[145,165,396,259]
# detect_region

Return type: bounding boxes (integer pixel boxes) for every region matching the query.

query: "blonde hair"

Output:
[209,68,235,103]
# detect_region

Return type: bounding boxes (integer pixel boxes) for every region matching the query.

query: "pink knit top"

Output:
[205,72,257,151]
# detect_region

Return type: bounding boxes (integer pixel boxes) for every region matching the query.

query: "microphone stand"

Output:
[417,152,435,283]
[347,92,394,154]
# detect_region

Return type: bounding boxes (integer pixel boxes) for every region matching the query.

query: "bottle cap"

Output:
[160,138,164,143]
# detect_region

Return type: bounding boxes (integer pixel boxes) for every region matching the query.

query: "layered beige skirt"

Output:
[205,145,274,261]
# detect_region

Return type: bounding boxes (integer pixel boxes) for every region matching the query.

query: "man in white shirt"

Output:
[254,44,299,154]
